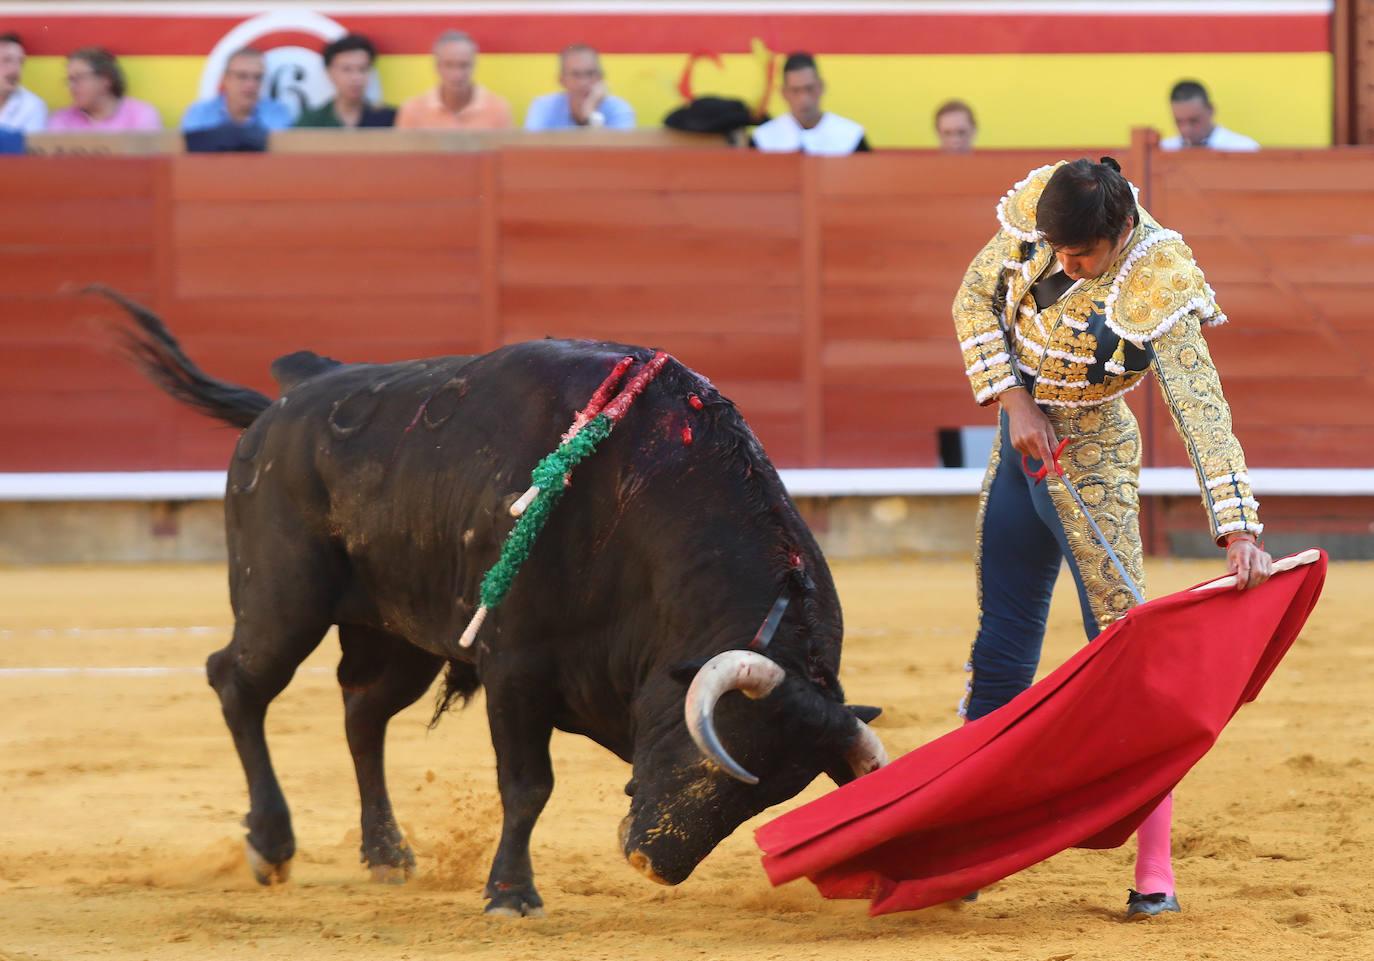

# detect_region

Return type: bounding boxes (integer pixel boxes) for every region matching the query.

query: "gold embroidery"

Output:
[1045,400,1146,630]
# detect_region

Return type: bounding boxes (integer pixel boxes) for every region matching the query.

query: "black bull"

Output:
[108,289,886,917]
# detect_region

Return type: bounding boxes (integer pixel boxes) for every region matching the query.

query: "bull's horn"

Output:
[684,650,785,785]
[845,719,888,779]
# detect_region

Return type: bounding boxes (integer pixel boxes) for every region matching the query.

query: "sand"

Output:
[1,556,1370,961]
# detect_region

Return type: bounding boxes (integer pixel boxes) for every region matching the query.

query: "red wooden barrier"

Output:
[2,144,1371,479]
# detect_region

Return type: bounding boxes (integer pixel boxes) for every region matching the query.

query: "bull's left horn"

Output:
[684,650,785,785]
[845,719,888,779]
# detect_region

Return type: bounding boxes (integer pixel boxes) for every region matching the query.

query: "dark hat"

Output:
[664,97,763,134]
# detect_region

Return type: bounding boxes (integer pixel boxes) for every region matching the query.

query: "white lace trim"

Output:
[1103,228,1185,343]
[974,374,1020,404]
[1206,470,1252,490]
[995,165,1057,242]
[1107,294,1210,347]
[1037,374,1093,389]
[1217,520,1265,536]
[1211,496,1261,513]
[1105,359,1126,374]
[966,352,1010,377]
[960,330,1005,351]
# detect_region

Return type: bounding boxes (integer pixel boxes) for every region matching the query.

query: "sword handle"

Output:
[1022,437,1070,486]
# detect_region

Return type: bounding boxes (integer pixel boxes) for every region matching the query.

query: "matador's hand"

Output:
[999,386,1059,467]
[1225,536,1272,591]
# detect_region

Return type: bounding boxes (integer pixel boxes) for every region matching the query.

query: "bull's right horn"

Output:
[684,649,785,785]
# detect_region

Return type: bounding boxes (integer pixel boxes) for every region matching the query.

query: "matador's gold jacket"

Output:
[952,162,1263,542]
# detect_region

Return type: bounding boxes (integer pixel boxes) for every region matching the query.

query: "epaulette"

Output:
[1104,230,1226,345]
[995,162,1065,242]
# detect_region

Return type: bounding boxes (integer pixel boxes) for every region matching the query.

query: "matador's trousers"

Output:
[962,396,1148,721]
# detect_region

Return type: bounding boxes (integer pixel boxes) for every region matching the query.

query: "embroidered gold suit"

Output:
[953,163,1263,551]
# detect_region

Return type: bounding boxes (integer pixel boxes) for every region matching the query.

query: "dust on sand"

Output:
[1,557,1370,961]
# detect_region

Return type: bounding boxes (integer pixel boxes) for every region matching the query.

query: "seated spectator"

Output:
[751,52,868,155]
[181,47,292,134]
[934,99,977,153]
[0,32,48,132]
[47,47,161,131]
[1162,79,1259,151]
[295,33,395,128]
[396,31,511,130]
[525,44,634,130]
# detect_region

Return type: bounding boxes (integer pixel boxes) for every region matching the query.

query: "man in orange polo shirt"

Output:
[396,30,512,130]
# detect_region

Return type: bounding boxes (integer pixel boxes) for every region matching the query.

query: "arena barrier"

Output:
[4,134,1373,560]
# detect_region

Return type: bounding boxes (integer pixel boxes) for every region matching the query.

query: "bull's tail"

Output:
[91,285,272,430]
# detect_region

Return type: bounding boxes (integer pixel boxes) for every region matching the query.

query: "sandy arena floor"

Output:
[1,555,1370,961]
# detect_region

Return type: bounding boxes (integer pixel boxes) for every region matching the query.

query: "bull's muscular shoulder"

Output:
[996,162,1066,241]
[270,350,345,391]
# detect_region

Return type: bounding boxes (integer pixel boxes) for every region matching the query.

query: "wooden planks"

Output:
[1,144,1371,477]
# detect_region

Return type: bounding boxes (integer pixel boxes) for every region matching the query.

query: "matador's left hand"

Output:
[1225,536,1273,591]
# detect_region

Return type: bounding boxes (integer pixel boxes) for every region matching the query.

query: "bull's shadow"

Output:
[100,285,884,917]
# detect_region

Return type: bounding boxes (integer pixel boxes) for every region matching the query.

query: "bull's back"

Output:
[227,341,681,647]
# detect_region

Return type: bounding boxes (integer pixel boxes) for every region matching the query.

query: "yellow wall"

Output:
[26,50,1331,148]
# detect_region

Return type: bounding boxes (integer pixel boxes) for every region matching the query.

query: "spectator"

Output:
[181,47,292,133]
[934,99,977,153]
[0,32,47,132]
[751,52,868,155]
[1161,80,1258,151]
[295,33,395,128]
[395,30,511,130]
[47,47,161,131]
[524,43,634,130]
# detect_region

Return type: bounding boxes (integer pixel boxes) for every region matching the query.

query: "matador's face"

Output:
[1051,220,1135,281]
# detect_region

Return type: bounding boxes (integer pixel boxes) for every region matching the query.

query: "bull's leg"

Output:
[337,625,444,883]
[206,614,329,885]
[482,669,555,918]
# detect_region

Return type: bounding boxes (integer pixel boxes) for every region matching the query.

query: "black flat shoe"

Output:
[1126,888,1181,919]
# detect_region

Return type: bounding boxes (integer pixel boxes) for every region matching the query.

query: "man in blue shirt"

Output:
[181,47,292,133]
[524,44,635,130]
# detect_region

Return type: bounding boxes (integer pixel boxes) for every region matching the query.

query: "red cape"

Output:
[755,550,1326,916]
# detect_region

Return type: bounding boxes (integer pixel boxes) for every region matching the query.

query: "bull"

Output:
[106,288,886,917]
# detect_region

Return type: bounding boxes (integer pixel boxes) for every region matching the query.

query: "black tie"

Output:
[1031,272,1075,311]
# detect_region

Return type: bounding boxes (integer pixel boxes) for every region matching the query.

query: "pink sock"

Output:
[1134,792,1175,896]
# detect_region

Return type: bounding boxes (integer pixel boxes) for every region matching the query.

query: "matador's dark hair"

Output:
[1037,157,1137,250]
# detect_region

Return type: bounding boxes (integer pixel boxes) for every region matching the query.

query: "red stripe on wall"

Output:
[3,13,1330,57]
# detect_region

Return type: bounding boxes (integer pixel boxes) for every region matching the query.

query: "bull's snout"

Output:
[626,848,672,885]
[619,812,696,886]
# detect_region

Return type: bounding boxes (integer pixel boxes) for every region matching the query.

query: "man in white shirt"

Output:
[1161,80,1259,152]
[0,32,48,132]
[751,52,868,155]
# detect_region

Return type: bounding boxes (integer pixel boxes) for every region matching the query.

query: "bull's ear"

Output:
[849,704,882,724]
[668,657,708,685]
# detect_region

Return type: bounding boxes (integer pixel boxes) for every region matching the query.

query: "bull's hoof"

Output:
[368,863,413,885]
[244,839,292,885]
[484,883,545,918]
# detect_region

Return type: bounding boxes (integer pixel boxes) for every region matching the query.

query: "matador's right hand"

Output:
[999,386,1060,467]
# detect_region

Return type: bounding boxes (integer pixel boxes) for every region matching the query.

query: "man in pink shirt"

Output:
[396,30,511,130]
[47,47,161,131]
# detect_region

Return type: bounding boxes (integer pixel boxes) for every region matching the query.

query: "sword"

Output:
[1024,438,1145,606]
